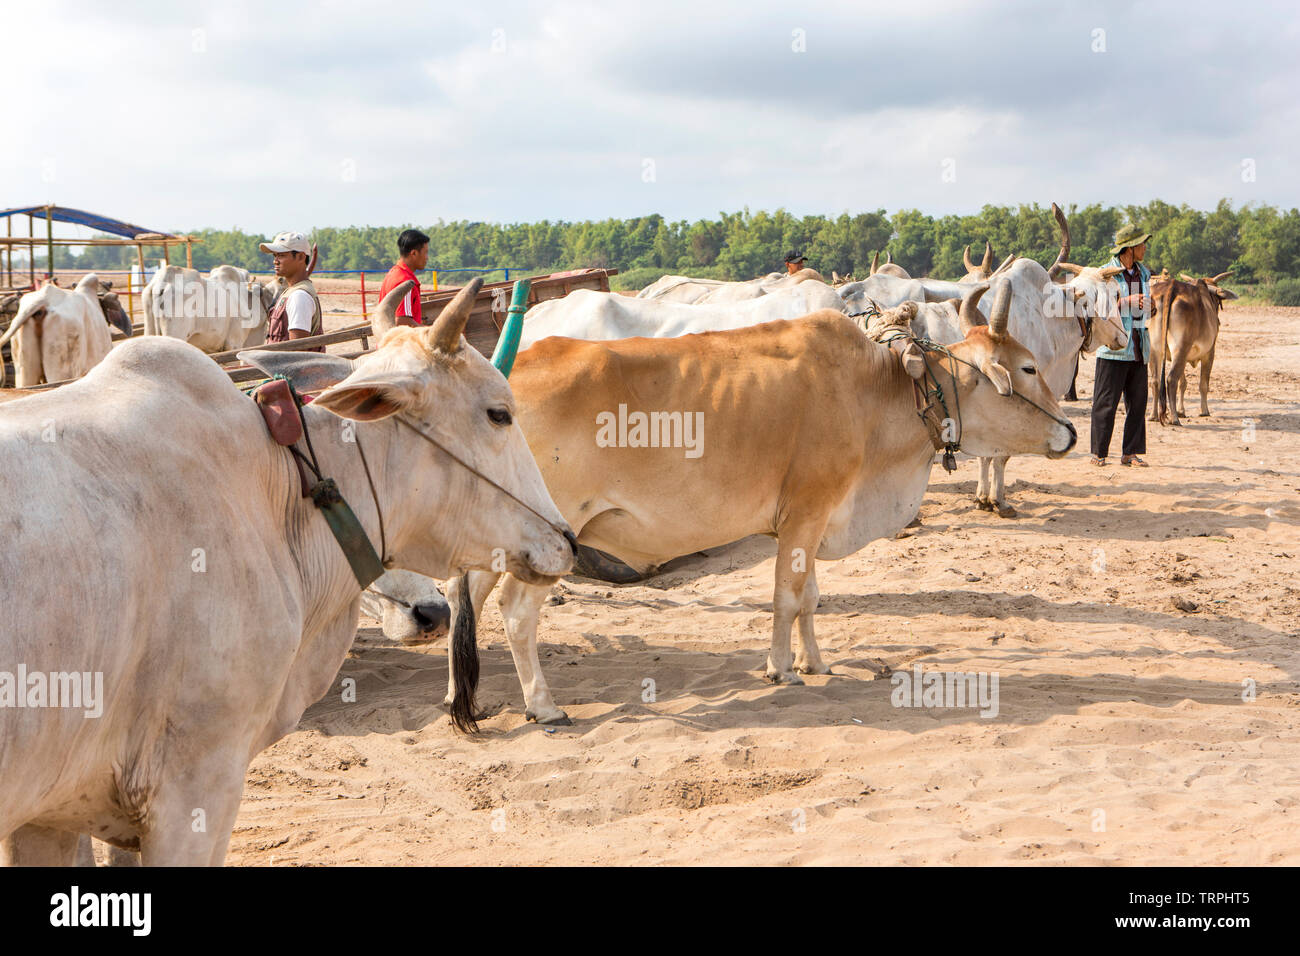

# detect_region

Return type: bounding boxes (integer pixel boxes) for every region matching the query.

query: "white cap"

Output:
[259,231,311,255]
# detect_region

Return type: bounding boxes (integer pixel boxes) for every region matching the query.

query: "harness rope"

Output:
[278,379,574,606]
[856,304,1073,471]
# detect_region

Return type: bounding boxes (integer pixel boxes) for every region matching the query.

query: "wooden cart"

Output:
[421,267,618,358]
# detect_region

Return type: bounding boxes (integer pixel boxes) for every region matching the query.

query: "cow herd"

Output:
[0,204,1241,865]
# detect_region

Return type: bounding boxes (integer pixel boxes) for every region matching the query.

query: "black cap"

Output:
[784,250,807,263]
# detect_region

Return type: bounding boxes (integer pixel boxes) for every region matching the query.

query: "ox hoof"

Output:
[995,504,1018,518]
[794,662,832,676]
[1199,411,1211,418]
[975,498,995,512]
[526,709,571,726]
[765,670,805,686]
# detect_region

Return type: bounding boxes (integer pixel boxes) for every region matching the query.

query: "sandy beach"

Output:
[215,303,1300,866]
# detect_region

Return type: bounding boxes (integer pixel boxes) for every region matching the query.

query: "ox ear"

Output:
[985,361,1013,396]
[238,350,356,395]
[900,341,927,380]
[311,369,422,422]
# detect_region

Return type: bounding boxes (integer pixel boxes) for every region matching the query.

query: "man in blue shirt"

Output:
[1090,224,1153,467]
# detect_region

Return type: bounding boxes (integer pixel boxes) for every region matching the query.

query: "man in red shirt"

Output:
[378,229,430,326]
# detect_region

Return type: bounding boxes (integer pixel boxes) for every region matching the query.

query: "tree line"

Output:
[39,199,1300,301]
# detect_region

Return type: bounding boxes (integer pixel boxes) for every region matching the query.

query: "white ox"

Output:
[143,263,277,353]
[519,282,846,349]
[0,280,573,865]
[359,569,452,645]
[839,204,1128,514]
[0,275,118,388]
[870,250,910,279]
[636,267,827,304]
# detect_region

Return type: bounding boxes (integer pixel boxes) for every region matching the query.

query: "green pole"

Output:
[490,278,531,378]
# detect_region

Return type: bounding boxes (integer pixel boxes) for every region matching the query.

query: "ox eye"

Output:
[487,407,512,426]
[1021,365,1036,375]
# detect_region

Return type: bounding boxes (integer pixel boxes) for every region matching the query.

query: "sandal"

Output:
[1121,456,1149,467]
[1090,456,1107,466]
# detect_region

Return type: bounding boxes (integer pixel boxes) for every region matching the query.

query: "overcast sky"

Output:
[5,0,1298,237]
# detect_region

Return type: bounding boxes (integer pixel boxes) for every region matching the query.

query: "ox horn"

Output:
[959,281,991,334]
[1047,202,1071,282]
[1180,272,1198,283]
[1210,270,1233,285]
[981,240,993,272]
[373,279,413,339]
[886,251,894,264]
[870,250,880,276]
[427,276,484,353]
[963,245,976,273]
[989,253,1018,278]
[1055,262,1085,277]
[988,279,1012,337]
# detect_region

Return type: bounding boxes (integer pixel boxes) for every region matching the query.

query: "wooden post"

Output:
[45,206,54,280]
[360,270,368,323]
[431,270,438,292]
[124,267,134,323]
[5,215,10,288]
[186,238,193,269]
[28,214,35,286]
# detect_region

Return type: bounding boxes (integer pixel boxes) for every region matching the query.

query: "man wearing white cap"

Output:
[260,231,322,347]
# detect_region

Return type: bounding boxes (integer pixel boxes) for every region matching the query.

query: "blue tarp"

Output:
[0,205,179,240]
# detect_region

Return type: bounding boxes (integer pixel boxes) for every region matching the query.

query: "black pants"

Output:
[1091,357,1148,458]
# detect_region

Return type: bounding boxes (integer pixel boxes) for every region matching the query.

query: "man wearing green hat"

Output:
[1090,223,1154,467]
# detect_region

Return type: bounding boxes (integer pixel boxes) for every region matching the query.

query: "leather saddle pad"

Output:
[253,378,304,447]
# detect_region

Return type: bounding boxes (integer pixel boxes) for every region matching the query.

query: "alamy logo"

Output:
[151,277,262,324]
[890,664,999,718]
[49,886,151,936]
[595,404,704,459]
[0,666,103,718]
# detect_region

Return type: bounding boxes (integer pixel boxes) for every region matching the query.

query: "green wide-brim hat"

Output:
[1110,223,1152,256]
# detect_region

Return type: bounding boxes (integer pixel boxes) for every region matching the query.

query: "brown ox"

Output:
[444,284,1076,723]
[1149,270,1236,425]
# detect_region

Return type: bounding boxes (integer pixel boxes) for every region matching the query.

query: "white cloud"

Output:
[2,0,1296,235]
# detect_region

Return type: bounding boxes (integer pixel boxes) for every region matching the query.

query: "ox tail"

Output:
[1155,282,1176,426]
[449,573,480,734]
[0,301,33,351]
[0,300,38,387]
